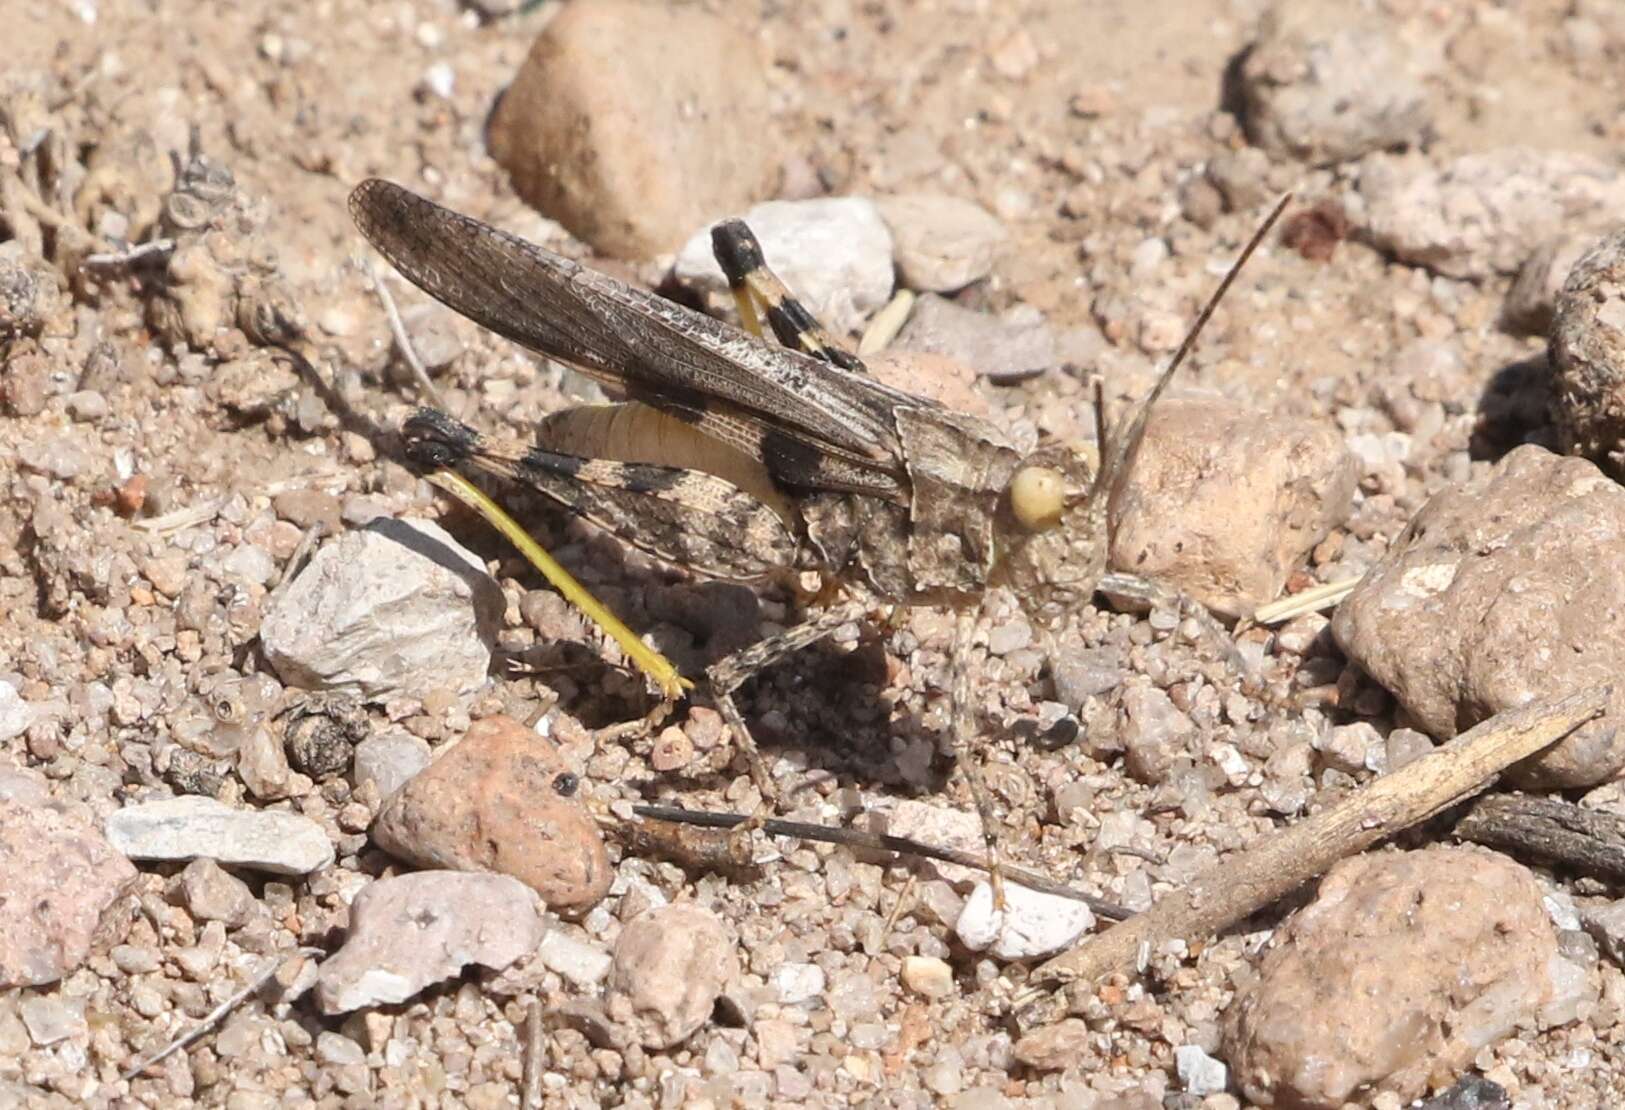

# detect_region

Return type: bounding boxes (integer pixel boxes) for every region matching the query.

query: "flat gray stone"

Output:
[316,871,545,1013]
[105,795,334,875]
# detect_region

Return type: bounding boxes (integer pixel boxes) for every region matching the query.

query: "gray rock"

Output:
[955,880,1094,960]
[1118,685,1194,785]
[607,903,737,1048]
[1175,1044,1229,1096]
[1549,230,1625,482]
[986,617,1033,656]
[352,730,432,799]
[771,962,825,1005]
[874,194,1006,292]
[171,858,256,927]
[19,994,84,1047]
[1316,721,1382,775]
[674,197,894,338]
[1502,233,1595,337]
[259,517,502,700]
[1332,446,1625,788]
[1049,647,1121,711]
[106,795,335,875]
[1238,6,1432,165]
[399,302,465,372]
[894,294,1056,381]
[536,929,612,989]
[0,680,35,742]
[316,871,545,1013]
[1358,148,1625,280]
[1580,899,1625,967]
[0,800,138,988]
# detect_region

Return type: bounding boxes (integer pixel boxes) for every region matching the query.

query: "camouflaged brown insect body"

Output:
[353,180,1118,627]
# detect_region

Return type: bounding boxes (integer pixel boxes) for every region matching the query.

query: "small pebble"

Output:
[0,681,36,742]
[19,995,85,1047]
[772,962,825,1005]
[900,955,954,999]
[607,903,738,1049]
[171,858,256,927]
[650,726,693,772]
[371,715,611,912]
[352,730,432,799]
[536,930,612,989]
[955,881,1094,960]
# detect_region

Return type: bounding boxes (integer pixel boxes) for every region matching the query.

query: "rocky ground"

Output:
[3,0,1625,1107]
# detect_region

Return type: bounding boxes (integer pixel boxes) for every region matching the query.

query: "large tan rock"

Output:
[1332,445,1625,788]
[1224,847,1566,1107]
[371,716,611,913]
[1359,148,1625,280]
[0,797,137,988]
[1108,397,1357,619]
[488,1,780,259]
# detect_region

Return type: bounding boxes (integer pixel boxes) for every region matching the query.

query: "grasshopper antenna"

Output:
[1089,193,1294,515]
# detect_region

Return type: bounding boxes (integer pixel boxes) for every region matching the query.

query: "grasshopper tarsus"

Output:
[401,407,479,469]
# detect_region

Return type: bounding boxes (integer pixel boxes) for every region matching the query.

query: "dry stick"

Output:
[1454,793,1625,882]
[82,237,176,268]
[1249,576,1362,626]
[366,260,447,409]
[521,999,546,1110]
[1030,686,1609,990]
[632,804,1131,921]
[121,946,322,1081]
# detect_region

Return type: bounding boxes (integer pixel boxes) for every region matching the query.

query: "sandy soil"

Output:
[4,0,1625,1106]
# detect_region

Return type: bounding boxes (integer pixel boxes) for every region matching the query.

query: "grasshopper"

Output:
[349,178,1288,898]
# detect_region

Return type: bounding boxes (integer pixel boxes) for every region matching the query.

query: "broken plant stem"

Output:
[82,237,176,268]
[858,289,914,355]
[522,999,546,1110]
[367,259,446,409]
[1453,793,1625,882]
[632,804,1130,921]
[1250,576,1362,625]
[1029,686,1608,991]
[121,946,321,1081]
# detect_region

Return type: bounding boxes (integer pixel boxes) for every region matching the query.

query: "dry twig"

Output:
[1029,686,1608,991]
[521,999,546,1109]
[366,259,446,409]
[632,804,1131,920]
[121,946,321,1081]
[1454,793,1625,882]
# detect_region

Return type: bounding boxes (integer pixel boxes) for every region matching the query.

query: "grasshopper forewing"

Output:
[350,178,1291,901]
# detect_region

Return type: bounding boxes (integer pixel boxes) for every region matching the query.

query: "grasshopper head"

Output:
[993,444,1112,625]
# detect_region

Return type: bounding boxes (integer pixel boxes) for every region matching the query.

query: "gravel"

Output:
[3,1,1624,1104]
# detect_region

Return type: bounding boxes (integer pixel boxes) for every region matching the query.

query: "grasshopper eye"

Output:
[1009,466,1064,531]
